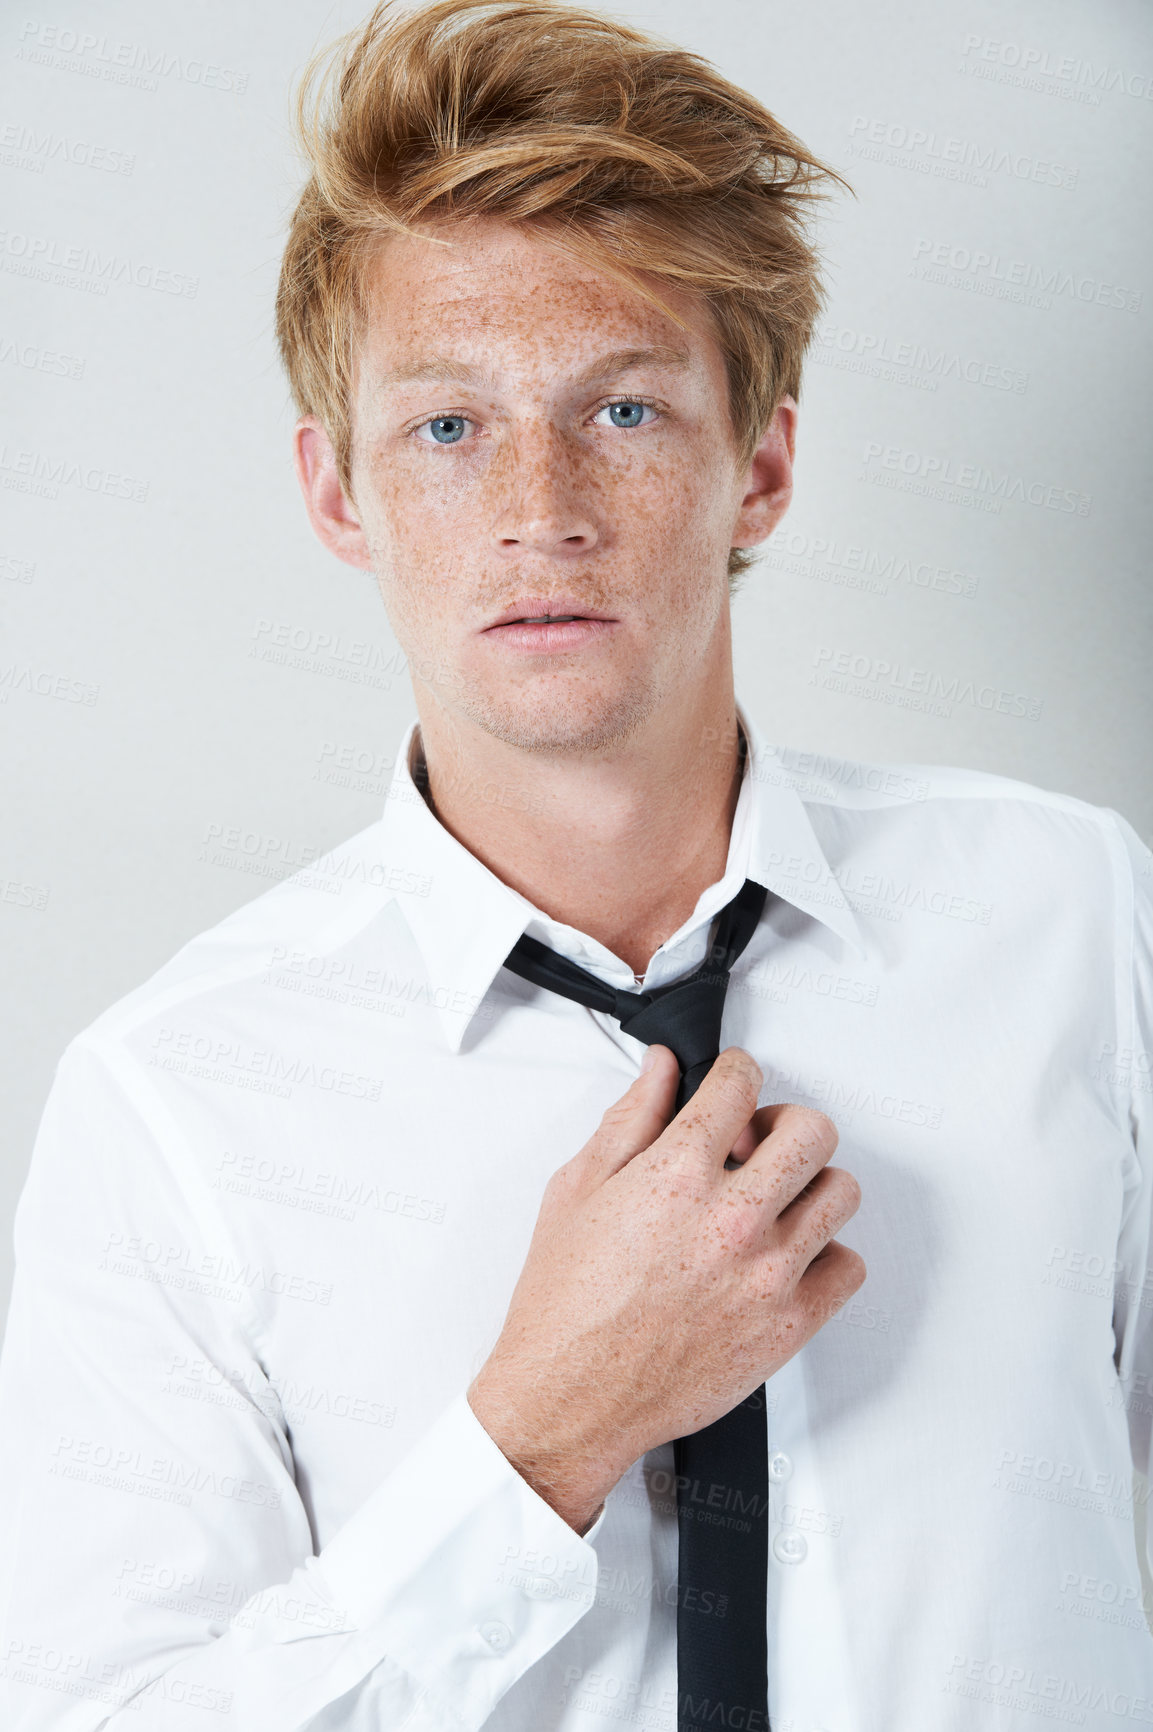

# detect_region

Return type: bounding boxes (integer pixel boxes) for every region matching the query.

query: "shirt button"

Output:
[768,1451,793,1483]
[772,1530,808,1565]
[479,1619,513,1652]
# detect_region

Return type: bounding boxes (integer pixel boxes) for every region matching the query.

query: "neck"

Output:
[412,674,745,979]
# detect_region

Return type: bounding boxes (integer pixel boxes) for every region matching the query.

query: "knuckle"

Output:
[750,1258,790,1307]
[773,1102,838,1156]
[812,1199,842,1242]
[829,1166,862,1211]
[709,1078,752,1120]
[799,1107,839,1151]
[709,1052,761,1109]
[597,1097,633,1138]
[715,1191,770,1251]
[837,1246,868,1288]
[718,1045,763,1086]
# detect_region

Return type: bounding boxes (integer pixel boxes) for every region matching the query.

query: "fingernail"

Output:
[641,1046,658,1073]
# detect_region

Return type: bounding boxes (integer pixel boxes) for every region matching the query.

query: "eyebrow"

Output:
[373,344,693,393]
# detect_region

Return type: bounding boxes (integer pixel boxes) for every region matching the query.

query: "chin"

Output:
[457,681,658,756]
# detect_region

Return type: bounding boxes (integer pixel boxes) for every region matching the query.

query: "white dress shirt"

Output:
[1,700,1152,1732]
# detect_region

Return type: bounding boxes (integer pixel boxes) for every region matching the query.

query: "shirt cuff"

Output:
[317,1388,604,1726]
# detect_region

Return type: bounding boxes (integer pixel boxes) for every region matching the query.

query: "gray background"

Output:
[1,0,1150,1326]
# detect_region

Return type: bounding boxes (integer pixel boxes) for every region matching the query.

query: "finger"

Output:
[768,1165,862,1275]
[794,1241,867,1326]
[656,1046,763,1171]
[577,1044,681,1184]
[779,1162,861,1229]
[741,1101,840,1213]
[730,1099,820,1165]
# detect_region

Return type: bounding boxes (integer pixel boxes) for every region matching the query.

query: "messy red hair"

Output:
[274,0,849,581]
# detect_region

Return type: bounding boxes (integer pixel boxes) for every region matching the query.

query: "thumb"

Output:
[577,1044,681,1186]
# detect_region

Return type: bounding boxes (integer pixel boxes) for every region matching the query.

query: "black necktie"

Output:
[503,875,771,1732]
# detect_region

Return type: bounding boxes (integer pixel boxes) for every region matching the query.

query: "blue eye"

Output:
[418,415,471,444]
[598,400,654,429]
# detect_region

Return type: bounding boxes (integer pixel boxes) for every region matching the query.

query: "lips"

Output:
[480,605,619,656]
[483,596,616,631]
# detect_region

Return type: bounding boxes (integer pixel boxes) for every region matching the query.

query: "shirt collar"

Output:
[377,701,871,1052]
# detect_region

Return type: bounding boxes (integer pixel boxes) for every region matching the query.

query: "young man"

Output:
[1,1,1151,1728]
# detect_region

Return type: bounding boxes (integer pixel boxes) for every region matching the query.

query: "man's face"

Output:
[329,215,785,756]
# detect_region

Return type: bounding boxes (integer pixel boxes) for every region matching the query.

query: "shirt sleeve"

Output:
[0,1036,607,1732]
[1106,810,1153,1588]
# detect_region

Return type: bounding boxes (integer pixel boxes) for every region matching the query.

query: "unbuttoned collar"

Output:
[376,702,872,1052]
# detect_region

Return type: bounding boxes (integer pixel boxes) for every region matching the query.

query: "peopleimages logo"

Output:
[0,121,135,175]
[15,21,249,96]
[763,527,979,598]
[0,229,198,298]
[911,237,1141,313]
[811,646,1043,723]
[0,335,85,380]
[860,441,1090,517]
[944,1652,1153,1720]
[848,115,1079,190]
[959,33,1153,103]
[813,323,1026,394]
[0,443,148,502]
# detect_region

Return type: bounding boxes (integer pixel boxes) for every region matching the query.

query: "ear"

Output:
[730,394,796,549]
[292,415,374,571]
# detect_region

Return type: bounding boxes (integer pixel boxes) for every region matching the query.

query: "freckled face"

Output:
[347,216,749,754]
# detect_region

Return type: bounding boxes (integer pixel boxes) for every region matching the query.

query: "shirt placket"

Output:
[764,1348,859,1731]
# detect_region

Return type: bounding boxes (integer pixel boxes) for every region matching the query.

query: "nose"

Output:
[489,427,599,558]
